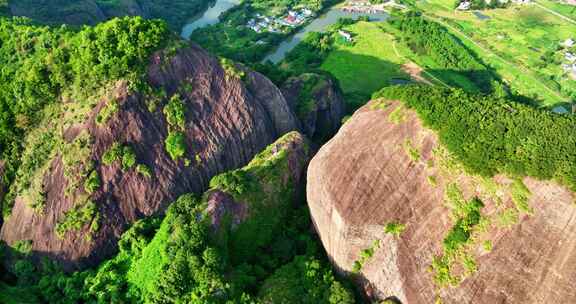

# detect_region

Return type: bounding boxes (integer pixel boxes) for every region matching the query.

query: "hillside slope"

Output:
[307,93,576,303]
[0,41,301,270]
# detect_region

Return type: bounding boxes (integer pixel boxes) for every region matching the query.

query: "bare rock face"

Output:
[281,73,344,141]
[0,43,299,271]
[307,100,576,303]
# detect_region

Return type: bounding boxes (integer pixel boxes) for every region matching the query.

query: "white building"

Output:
[338,30,353,41]
[563,38,575,48]
[302,8,313,16]
[566,52,576,62]
[456,1,471,10]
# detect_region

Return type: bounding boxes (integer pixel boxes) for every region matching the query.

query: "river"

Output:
[263,9,389,64]
[180,0,241,39]
[180,0,389,62]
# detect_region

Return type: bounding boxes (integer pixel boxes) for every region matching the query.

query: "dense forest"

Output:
[5,0,212,29]
[391,13,499,94]
[0,132,355,303]
[375,85,576,190]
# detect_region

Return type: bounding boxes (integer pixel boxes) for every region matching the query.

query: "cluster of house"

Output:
[341,0,405,13]
[456,0,529,10]
[561,38,576,80]
[246,8,314,33]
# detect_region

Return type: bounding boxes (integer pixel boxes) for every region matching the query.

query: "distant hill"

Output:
[5,0,213,30]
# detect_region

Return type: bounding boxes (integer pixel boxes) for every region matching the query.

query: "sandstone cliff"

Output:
[0,43,300,270]
[307,99,576,303]
[281,73,345,142]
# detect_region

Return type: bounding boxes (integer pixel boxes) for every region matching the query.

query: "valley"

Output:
[2,0,576,303]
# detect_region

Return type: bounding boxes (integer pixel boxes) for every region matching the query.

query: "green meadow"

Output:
[320,21,410,102]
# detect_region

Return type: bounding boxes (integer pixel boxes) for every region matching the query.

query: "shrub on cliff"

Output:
[0,16,169,216]
[375,85,576,190]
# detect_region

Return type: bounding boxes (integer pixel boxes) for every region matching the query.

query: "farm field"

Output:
[416,0,576,106]
[320,22,411,102]
[535,0,576,21]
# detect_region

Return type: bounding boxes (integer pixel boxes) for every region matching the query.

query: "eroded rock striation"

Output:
[307,100,576,303]
[0,43,300,270]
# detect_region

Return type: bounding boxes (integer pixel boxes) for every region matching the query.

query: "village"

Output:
[561,38,576,80]
[246,7,315,33]
[456,0,531,10]
[245,0,407,34]
[341,0,407,12]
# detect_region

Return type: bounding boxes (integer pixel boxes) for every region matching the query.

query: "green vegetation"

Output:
[510,178,533,214]
[83,171,101,194]
[431,183,485,287]
[136,164,152,178]
[384,222,406,236]
[388,105,406,124]
[191,0,336,62]
[1,16,169,217]
[403,139,420,162]
[7,0,212,30]
[121,146,137,170]
[1,134,354,303]
[258,255,355,304]
[352,240,380,273]
[55,201,100,238]
[164,131,187,160]
[95,99,119,125]
[102,143,141,171]
[482,240,493,252]
[453,0,508,10]
[162,93,189,162]
[427,175,438,187]
[391,13,496,93]
[321,21,411,107]
[291,73,330,120]
[102,143,123,165]
[375,85,576,191]
[163,94,186,130]
[13,240,33,256]
[415,0,576,105]
[220,58,247,81]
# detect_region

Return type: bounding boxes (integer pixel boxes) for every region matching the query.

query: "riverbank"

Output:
[181,0,240,39]
[186,0,341,62]
[263,6,390,63]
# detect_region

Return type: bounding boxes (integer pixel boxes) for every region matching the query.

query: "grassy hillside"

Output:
[320,22,410,103]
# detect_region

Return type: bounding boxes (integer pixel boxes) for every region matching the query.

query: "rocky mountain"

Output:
[7,0,211,29]
[0,42,307,271]
[307,98,576,303]
[281,73,345,142]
